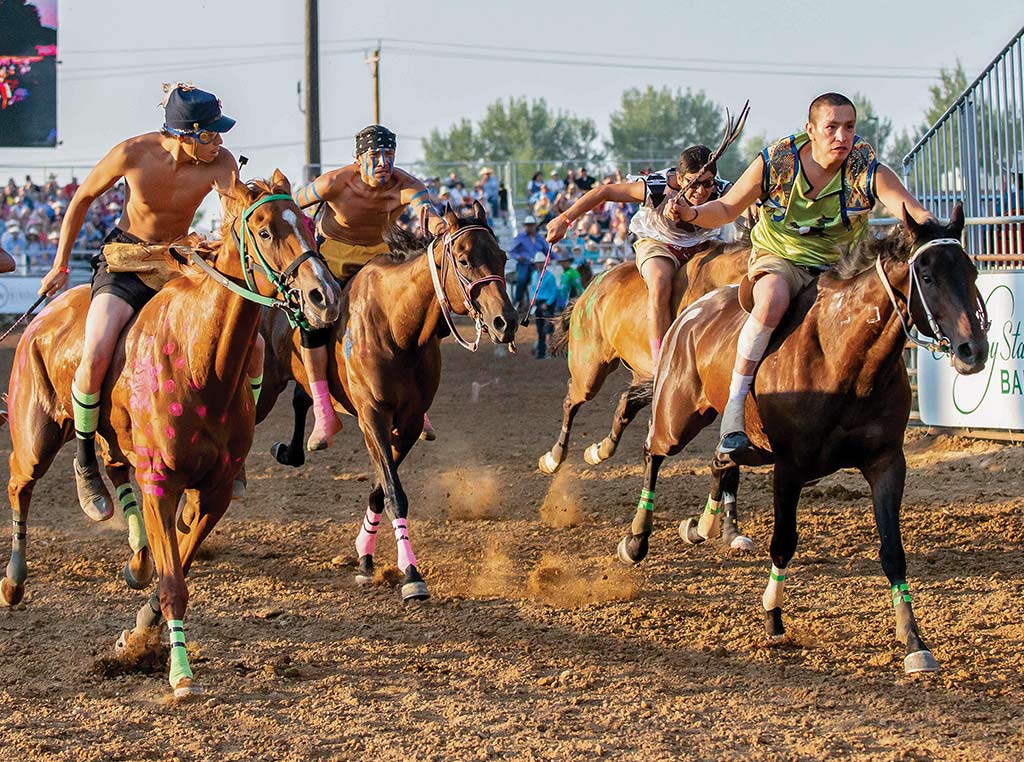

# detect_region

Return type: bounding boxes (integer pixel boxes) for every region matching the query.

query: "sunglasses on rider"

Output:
[164,124,220,145]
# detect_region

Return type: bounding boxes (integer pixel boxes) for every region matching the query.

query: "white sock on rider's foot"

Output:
[720,372,753,437]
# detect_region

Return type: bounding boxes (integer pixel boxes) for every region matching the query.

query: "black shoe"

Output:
[73,458,114,521]
[716,431,752,458]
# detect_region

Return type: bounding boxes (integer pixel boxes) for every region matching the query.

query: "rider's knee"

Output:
[752,277,791,326]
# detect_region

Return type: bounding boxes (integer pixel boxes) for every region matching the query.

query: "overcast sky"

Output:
[2,0,1021,188]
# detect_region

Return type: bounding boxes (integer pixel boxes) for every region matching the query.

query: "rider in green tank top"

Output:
[662,93,936,460]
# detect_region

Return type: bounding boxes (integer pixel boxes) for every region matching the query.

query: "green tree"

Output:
[420,98,599,196]
[888,60,969,169]
[606,86,723,166]
[850,93,894,161]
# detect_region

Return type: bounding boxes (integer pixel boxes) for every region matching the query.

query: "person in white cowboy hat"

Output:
[1,218,27,260]
[508,213,547,312]
[479,167,499,218]
[528,250,558,359]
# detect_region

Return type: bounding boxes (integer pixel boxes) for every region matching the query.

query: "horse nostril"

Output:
[492,315,507,335]
[957,342,975,363]
[308,288,325,309]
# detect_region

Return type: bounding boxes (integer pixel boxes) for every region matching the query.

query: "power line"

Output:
[60,38,377,55]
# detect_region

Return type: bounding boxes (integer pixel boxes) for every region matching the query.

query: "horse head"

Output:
[437,200,518,345]
[901,202,988,375]
[216,170,342,329]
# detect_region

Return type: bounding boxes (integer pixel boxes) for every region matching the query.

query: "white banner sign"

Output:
[918,271,1024,429]
[0,276,49,315]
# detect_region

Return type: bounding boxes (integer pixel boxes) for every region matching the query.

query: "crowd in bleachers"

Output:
[0,175,125,270]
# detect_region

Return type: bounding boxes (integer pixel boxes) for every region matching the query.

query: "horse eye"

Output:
[921,272,933,285]
[458,258,470,268]
[258,229,272,241]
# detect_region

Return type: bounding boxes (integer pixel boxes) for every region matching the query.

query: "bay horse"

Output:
[538,241,751,550]
[2,171,342,697]
[616,204,989,673]
[256,200,518,601]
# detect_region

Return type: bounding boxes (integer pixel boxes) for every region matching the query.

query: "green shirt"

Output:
[560,267,583,302]
[750,133,871,267]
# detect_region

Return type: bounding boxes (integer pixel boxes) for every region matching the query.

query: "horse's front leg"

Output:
[617,447,664,565]
[680,458,753,552]
[358,407,428,601]
[762,463,802,641]
[104,463,154,590]
[861,450,938,674]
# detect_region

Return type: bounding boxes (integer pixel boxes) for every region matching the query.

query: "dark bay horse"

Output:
[257,201,517,601]
[3,172,341,696]
[617,204,989,674]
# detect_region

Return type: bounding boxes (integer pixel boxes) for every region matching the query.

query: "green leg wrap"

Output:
[697,494,723,539]
[249,374,263,408]
[116,483,147,552]
[71,380,100,438]
[891,582,912,608]
[631,489,655,535]
[167,619,193,688]
[637,488,655,512]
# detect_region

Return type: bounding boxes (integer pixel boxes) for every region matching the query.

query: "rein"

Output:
[874,237,990,359]
[426,224,507,352]
[193,193,325,329]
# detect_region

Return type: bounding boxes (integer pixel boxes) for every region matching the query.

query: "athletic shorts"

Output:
[747,249,829,299]
[634,238,710,275]
[91,228,158,312]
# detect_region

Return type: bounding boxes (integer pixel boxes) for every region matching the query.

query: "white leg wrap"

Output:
[697,494,722,539]
[719,384,751,438]
[736,315,773,364]
[762,564,786,610]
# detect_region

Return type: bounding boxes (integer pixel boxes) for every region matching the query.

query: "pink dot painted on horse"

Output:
[163,342,177,356]
[190,431,200,445]
[162,379,176,394]
[220,411,228,424]
[175,356,186,369]
[168,402,184,417]
[142,483,165,497]
[165,426,176,439]
[196,405,207,419]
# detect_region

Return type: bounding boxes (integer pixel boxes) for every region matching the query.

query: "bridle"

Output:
[875,236,990,359]
[187,193,327,329]
[427,223,508,351]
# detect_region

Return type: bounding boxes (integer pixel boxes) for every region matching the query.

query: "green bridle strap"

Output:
[236,193,294,295]
[187,250,285,310]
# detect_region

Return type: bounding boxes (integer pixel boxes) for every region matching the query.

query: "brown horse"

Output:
[616,204,989,674]
[2,171,341,696]
[256,201,517,601]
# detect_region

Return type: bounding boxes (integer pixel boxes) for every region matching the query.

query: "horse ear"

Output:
[901,203,922,238]
[215,172,250,214]
[948,201,965,238]
[443,203,459,228]
[270,168,292,196]
[472,199,488,220]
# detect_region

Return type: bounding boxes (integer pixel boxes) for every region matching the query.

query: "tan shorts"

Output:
[634,238,709,275]
[319,238,391,281]
[747,249,820,299]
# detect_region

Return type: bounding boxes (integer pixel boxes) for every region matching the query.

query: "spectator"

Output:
[527,172,544,206]
[479,167,500,219]
[497,182,509,220]
[576,167,595,192]
[24,226,43,270]
[545,170,564,198]
[557,252,584,309]
[528,251,558,359]
[533,192,552,225]
[508,214,547,311]
[2,220,26,260]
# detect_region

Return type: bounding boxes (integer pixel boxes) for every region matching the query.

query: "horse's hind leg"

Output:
[761,463,802,642]
[617,408,717,566]
[584,374,649,466]
[539,359,615,474]
[353,437,416,589]
[679,459,754,552]
[105,464,154,590]
[271,383,312,468]
[2,416,67,606]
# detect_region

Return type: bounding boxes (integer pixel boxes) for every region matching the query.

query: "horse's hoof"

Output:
[354,555,374,587]
[115,629,131,656]
[904,650,939,674]
[271,442,304,468]
[679,517,707,546]
[231,479,245,501]
[124,548,155,590]
[729,534,755,553]
[764,607,786,642]
[401,565,430,601]
[583,443,603,466]
[173,677,205,700]
[616,535,648,566]
[1,577,24,606]
[538,451,560,474]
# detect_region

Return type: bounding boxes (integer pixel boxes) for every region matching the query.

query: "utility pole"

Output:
[304,0,321,182]
[365,42,381,123]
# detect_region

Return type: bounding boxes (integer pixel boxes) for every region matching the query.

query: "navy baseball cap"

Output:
[163,86,235,134]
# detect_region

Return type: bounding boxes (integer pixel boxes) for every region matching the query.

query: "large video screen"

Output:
[0,0,57,147]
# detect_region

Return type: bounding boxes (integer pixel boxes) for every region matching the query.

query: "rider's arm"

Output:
[291,173,330,210]
[873,164,935,225]
[400,177,445,236]
[546,180,646,244]
[671,155,765,229]
[39,142,128,295]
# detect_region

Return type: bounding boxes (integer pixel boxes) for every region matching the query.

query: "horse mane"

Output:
[217,178,283,241]
[381,208,492,262]
[831,216,954,280]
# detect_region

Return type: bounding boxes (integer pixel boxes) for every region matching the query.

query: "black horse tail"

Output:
[550,299,576,357]
[626,378,655,407]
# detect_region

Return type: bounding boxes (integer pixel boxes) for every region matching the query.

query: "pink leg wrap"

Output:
[311,380,335,424]
[354,506,381,557]
[392,518,417,571]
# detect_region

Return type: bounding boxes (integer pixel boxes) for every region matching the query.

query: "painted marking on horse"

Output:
[168,402,184,417]
[343,327,354,361]
[195,405,207,418]
[165,426,176,439]
[284,209,331,283]
[162,342,177,356]
[162,379,176,393]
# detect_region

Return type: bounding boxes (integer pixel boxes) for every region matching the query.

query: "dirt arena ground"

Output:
[1,331,1023,761]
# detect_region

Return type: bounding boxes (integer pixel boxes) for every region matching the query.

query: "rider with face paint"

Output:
[291,125,448,450]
